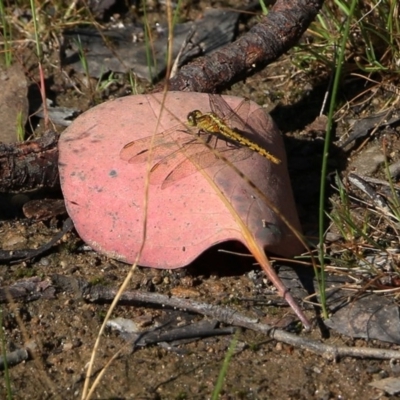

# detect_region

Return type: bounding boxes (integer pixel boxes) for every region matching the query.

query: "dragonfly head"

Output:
[187,110,202,127]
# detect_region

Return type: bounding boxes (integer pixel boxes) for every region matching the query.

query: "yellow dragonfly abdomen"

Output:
[187,110,281,165]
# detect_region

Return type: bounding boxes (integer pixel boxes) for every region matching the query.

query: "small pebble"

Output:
[39,257,50,266]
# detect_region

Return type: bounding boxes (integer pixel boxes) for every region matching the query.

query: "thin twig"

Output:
[81,280,400,360]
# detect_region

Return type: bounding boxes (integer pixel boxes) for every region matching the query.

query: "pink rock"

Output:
[58,92,303,268]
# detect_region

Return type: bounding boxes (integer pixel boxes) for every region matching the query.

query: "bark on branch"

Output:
[168,0,324,92]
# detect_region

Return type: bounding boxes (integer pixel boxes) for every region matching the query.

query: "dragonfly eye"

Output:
[187,110,201,126]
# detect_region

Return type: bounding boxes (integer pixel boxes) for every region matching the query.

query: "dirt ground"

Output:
[2,234,398,400]
[1,1,400,399]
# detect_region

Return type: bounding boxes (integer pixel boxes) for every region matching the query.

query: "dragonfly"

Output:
[120,94,281,188]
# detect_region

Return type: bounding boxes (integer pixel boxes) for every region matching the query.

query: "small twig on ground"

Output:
[3,274,399,361]
[61,275,400,361]
[0,218,73,263]
[0,277,55,303]
[0,347,29,370]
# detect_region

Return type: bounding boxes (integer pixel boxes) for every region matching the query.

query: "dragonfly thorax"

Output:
[187,110,226,135]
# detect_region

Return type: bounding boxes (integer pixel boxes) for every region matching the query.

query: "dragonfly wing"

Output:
[121,139,183,164]
[148,140,205,185]
[209,94,251,133]
[209,94,272,143]
[242,107,273,137]
[161,144,253,189]
[120,122,194,163]
[148,150,190,186]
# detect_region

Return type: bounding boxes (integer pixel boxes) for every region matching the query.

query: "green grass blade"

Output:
[0,0,12,66]
[211,330,239,400]
[317,0,358,319]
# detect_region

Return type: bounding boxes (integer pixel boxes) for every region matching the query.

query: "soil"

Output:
[1,1,399,399]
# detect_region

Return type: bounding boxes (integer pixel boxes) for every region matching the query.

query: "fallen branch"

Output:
[0,130,59,192]
[69,276,400,360]
[0,218,74,263]
[0,277,55,303]
[167,0,324,92]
